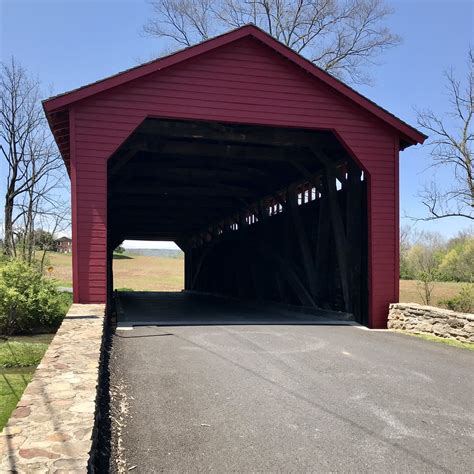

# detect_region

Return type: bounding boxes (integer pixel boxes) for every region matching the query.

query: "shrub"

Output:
[0,260,65,334]
[439,283,474,313]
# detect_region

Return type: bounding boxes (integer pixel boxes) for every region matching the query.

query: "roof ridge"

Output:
[43,24,257,106]
[43,23,426,145]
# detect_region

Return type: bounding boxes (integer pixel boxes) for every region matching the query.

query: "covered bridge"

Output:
[43,25,425,328]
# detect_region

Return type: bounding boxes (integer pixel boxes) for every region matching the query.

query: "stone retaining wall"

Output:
[388,303,474,343]
[0,303,105,473]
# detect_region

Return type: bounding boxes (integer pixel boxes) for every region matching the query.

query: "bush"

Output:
[0,260,65,334]
[439,283,474,313]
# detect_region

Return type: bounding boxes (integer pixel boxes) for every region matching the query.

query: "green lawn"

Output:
[0,372,33,429]
[396,331,474,351]
[0,341,48,368]
[0,338,50,430]
[47,252,185,291]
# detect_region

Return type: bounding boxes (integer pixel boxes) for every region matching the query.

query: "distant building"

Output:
[55,237,72,253]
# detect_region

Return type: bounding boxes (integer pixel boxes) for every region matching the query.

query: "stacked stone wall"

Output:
[388,303,474,343]
[0,304,105,472]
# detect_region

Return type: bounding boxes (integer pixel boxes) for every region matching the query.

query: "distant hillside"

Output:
[124,248,184,258]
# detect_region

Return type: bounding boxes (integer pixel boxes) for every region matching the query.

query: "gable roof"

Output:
[43,24,426,147]
[55,236,72,242]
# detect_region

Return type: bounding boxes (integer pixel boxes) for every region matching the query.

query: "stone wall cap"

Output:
[0,303,106,472]
[389,302,474,321]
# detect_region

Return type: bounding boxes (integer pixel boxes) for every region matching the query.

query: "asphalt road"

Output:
[111,292,474,473]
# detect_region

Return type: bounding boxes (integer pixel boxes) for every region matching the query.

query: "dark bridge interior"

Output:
[107,118,368,324]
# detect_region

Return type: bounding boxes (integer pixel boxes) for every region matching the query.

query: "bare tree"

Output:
[0,58,43,257]
[0,57,68,261]
[144,0,400,84]
[417,48,473,221]
[405,231,443,305]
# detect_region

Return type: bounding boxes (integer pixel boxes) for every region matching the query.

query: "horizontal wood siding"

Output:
[73,36,398,327]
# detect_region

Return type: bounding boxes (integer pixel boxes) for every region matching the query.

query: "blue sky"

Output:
[1,0,473,248]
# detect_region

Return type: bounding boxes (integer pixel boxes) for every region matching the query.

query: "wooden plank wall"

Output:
[186,177,368,324]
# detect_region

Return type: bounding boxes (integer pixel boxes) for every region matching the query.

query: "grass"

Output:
[0,341,49,368]
[47,252,184,291]
[0,373,33,429]
[113,254,183,291]
[59,291,73,315]
[396,330,474,351]
[0,336,50,430]
[44,252,72,287]
[399,280,464,307]
[48,252,467,309]
[0,256,71,430]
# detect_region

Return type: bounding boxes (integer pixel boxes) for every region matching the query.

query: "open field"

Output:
[399,279,465,306]
[47,252,184,291]
[47,252,465,307]
[113,254,184,291]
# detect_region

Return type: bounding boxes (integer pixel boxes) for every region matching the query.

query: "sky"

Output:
[1,0,473,249]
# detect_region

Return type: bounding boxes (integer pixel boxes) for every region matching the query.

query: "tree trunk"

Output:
[3,194,15,258]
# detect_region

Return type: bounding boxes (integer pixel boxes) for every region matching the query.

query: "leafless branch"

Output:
[416,48,473,222]
[0,57,69,262]
[143,0,400,84]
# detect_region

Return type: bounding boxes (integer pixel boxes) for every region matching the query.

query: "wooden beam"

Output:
[109,166,275,187]
[267,251,317,307]
[123,135,315,163]
[139,119,339,151]
[109,215,227,229]
[346,163,364,320]
[109,184,258,198]
[314,187,330,300]
[287,184,318,298]
[108,204,237,215]
[109,148,140,177]
[324,171,351,313]
[116,231,189,240]
[108,195,242,208]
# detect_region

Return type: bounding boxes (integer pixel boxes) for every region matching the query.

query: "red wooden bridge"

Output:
[43,24,425,328]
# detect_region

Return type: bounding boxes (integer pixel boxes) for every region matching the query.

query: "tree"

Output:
[438,235,474,282]
[0,57,69,262]
[144,0,400,84]
[417,48,473,221]
[0,58,42,257]
[405,231,443,305]
[15,229,53,251]
[399,224,416,279]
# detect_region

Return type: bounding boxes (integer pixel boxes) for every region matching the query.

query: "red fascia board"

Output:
[42,24,426,145]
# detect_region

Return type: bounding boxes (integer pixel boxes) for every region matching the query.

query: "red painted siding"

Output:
[71,36,400,327]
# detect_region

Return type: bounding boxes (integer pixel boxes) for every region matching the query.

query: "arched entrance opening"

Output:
[107,118,368,323]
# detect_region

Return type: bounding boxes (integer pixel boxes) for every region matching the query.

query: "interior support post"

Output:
[287,184,318,299]
[346,163,363,320]
[324,170,351,313]
[314,188,330,301]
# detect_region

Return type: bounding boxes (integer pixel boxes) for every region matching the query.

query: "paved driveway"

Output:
[111,292,474,472]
